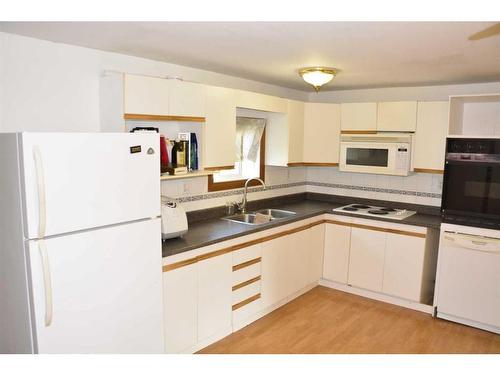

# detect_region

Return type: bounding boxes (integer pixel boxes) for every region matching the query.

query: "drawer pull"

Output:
[232,293,261,311]
[232,257,261,272]
[232,276,261,291]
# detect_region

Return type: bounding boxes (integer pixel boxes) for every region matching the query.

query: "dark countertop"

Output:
[162,195,441,258]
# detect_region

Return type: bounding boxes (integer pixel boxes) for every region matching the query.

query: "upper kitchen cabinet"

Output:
[203,86,236,169]
[287,100,305,164]
[266,100,304,166]
[167,79,206,118]
[124,74,170,116]
[376,101,417,132]
[449,94,500,136]
[302,103,341,165]
[414,101,449,173]
[123,74,205,119]
[340,102,377,132]
[235,90,288,113]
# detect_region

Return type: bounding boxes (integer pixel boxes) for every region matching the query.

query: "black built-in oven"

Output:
[441,138,500,229]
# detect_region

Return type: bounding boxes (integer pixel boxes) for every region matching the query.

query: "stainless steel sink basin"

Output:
[222,209,296,225]
[255,209,296,219]
[223,213,262,225]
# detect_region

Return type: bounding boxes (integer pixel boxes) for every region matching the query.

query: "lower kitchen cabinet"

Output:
[286,230,310,296]
[382,233,426,301]
[323,222,351,283]
[163,263,198,353]
[198,253,232,344]
[308,224,325,284]
[348,227,386,292]
[261,235,289,309]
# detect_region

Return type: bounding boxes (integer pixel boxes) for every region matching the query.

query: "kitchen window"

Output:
[208,117,266,192]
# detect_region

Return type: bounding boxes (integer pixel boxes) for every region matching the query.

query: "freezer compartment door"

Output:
[21,132,160,239]
[28,219,164,353]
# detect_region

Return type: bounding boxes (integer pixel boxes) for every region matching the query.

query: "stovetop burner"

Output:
[379,207,397,212]
[351,204,371,209]
[342,207,359,211]
[368,210,389,215]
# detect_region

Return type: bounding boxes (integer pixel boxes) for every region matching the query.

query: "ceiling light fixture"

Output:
[299,67,338,92]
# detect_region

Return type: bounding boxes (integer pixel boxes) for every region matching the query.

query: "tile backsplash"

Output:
[161,166,442,212]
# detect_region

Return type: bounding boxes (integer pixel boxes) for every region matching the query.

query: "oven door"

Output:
[442,159,500,223]
[339,142,406,176]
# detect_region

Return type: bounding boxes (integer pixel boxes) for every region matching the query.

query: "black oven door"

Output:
[442,159,500,223]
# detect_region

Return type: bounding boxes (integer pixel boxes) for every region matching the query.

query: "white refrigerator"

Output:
[0,132,164,353]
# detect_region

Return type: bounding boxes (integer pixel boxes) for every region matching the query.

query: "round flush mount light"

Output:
[299,67,338,92]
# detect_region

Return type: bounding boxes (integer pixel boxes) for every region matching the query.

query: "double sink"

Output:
[223,209,296,226]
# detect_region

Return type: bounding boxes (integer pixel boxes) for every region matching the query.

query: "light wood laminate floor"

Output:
[199,286,500,354]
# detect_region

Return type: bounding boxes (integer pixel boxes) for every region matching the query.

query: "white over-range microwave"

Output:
[339,134,413,176]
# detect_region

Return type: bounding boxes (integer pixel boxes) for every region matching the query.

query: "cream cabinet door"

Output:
[303,103,341,163]
[323,223,352,283]
[414,101,449,172]
[197,253,232,344]
[124,74,169,115]
[163,263,198,353]
[287,100,305,163]
[377,101,417,132]
[168,80,206,117]
[348,227,386,291]
[286,230,310,295]
[235,90,287,113]
[261,236,289,309]
[340,102,377,131]
[308,224,325,285]
[382,233,426,302]
[204,86,236,168]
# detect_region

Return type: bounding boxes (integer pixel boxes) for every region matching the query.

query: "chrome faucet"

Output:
[237,178,266,213]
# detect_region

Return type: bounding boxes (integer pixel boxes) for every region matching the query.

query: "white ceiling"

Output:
[1,22,500,92]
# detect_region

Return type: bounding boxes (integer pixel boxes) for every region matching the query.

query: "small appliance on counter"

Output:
[161,199,188,240]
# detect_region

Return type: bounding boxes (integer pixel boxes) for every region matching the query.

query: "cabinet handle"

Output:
[33,146,47,238]
[38,240,53,327]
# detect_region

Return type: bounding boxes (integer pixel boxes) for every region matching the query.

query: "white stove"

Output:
[332,203,416,220]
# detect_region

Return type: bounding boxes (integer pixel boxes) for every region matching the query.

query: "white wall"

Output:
[0,32,308,133]
[309,81,500,103]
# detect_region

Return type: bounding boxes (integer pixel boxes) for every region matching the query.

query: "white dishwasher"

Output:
[434,223,500,334]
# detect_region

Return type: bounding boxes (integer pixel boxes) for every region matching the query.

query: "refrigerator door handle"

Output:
[33,145,47,238]
[38,240,53,327]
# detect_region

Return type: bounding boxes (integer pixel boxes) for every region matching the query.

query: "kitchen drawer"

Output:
[232,260,261,285]
[232,294,262,323]
[232,279,261,304]
[232,244,262,266]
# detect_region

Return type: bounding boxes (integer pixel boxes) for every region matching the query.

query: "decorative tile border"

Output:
[164,180,441,203]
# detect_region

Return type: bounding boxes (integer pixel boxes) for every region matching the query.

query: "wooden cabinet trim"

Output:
[203,165,235,171]
[232,257,261,272]
[340,130,378,135]
[232,293,261,311]
[162,258,198,272]
[163,220,324,272]
[413,168,444,174]
[232,276,261,291]
[324,219,426,238]
[124,113,205,122]
[287,162,339,167]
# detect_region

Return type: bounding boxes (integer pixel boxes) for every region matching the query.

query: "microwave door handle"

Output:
[33,146,47,238]
[443,233,500,254]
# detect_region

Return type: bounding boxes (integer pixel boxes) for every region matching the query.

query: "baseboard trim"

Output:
[436,312,500,334]
[319,279,434,315]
